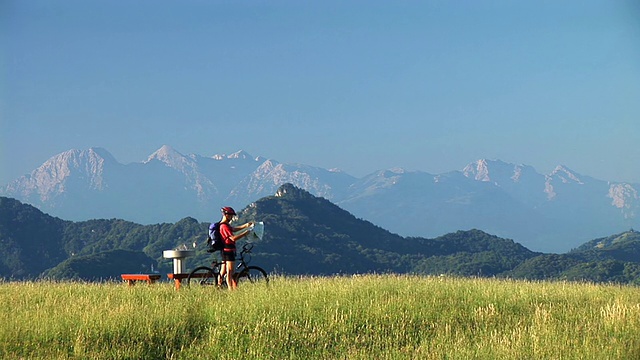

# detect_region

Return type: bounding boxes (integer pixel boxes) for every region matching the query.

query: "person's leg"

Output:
[218,262,226,286]
[227,260,236,290]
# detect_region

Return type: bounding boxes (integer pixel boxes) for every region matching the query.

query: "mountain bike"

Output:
[187,242,268,287]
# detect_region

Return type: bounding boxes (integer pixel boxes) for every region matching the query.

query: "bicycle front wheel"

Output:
[236,266,268,285]
[187,266,218,287]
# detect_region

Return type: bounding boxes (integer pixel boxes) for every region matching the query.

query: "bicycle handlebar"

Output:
[242,242,254,253]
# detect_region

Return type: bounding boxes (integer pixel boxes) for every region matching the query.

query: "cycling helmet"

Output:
[221,206,237,216]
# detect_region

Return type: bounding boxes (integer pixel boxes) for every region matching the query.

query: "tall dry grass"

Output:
[1,275,639,359]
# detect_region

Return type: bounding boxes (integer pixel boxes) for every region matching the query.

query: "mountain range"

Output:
[2,184,639,284]
[2,146,638,253]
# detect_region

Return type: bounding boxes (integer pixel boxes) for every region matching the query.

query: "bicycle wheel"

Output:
[187,266,218,286]
[236,266,268,285]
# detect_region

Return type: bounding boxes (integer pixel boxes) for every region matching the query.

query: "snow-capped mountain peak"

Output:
[463,159,491,181]
[549,165,584,185]
[3,146,639,253]
[38,148,112,187]
[2,148,114,201]
[228,150,252,159]
[211,150,259,161]
[462,159,531,184]
[608,183,639,218]
[88,147,118,163]
[144,145,204,178]
[146,145,185,164]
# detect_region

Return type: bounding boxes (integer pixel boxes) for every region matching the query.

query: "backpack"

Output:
[207,222,224,252]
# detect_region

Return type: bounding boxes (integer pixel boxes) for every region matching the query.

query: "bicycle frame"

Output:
[187,242,268,287]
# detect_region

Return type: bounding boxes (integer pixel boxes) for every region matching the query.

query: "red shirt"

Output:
[219,223,236,252]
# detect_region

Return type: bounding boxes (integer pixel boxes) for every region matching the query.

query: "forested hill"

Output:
[1,186,639,284]
[571,230,640,263]
[0,196,203,280]
[0,196,68,278]
[241,184,538,275]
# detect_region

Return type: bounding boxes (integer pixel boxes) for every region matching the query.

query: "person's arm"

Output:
[232,222,253,232]
[222,222,253,242]
[231,228,252,242]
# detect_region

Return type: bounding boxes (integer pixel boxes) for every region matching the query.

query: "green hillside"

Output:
[42,249,156,281]
[1,184,639,284]
[571,230,640,263]
[0,197,69,278]
[503,231,640,285]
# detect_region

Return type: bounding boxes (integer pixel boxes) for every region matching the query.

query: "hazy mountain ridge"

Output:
[2,146,639,252]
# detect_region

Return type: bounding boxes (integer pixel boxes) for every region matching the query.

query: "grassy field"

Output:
[1,275,639,359]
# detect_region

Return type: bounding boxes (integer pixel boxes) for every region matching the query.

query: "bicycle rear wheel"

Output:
[187,266,218,287]
[236,266,268,285]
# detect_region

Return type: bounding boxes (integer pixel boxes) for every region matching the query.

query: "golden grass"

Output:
[1,275,639,359]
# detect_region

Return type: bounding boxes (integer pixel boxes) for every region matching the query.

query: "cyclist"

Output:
[217,206,253,290]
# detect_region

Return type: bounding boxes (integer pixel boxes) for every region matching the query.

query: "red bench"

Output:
[121,274,162,286]
[167,273,189,290]
[168,273,213,290]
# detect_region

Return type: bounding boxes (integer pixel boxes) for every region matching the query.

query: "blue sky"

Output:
[2,1,640,185]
